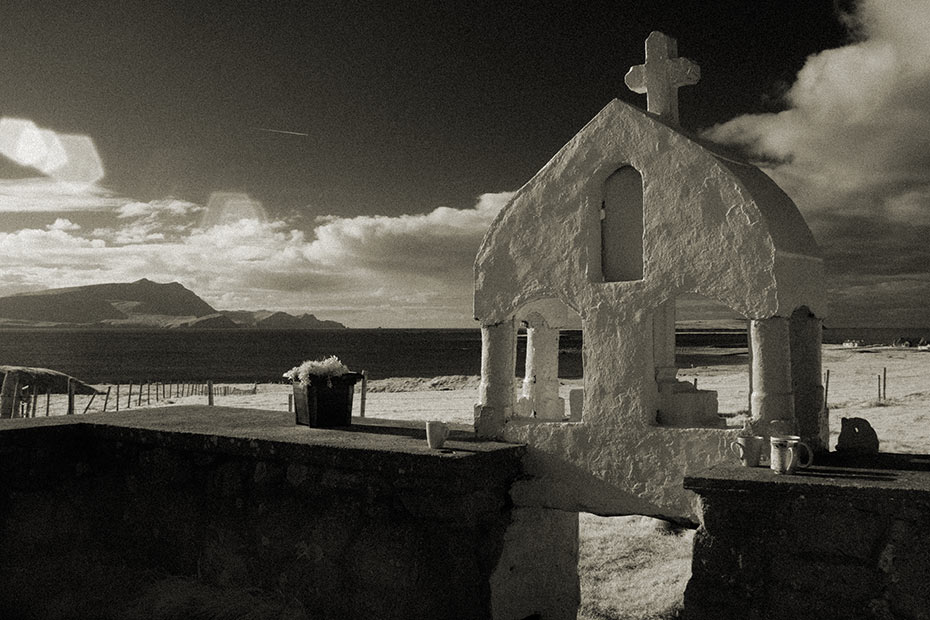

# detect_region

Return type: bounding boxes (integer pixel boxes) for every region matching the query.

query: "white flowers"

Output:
[283,355,351,385]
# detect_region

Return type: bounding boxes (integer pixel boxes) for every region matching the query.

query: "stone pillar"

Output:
[790,310,827,453]
[521,317,563,420]
[653,300,678,403]
[749,317,795,435]
[477,319,516,437]
[490,507,580,620]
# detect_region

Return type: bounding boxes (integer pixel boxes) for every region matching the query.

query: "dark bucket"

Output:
[293,373,363,427]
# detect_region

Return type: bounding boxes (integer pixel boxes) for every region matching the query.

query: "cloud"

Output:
[705,0,930,210]
[0,191,516,327]
[47,218,80,231]
[828,274,930,328]
[94,198,204,244]
[702,0,930,326]
[117,199,201,220]
[0,177,126,213]
[0,228,104,257]
[306,191,513,276]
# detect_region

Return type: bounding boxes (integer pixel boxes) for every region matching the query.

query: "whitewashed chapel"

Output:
[474,32,828,522]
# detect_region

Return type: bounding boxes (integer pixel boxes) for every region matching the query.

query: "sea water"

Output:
[0,326,915,384]
[0,329,489,383]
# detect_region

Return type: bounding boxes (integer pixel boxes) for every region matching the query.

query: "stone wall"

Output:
[0,410,528,620]
[684,454,930,620]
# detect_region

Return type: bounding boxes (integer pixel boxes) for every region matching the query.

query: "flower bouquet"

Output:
[284,356,363,427]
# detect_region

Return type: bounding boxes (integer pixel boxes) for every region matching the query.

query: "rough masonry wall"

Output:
[684,458,930,620]
[0,420,525,620]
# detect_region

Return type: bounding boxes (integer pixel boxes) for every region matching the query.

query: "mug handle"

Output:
[730,442,745,459]
[796,441,814,468]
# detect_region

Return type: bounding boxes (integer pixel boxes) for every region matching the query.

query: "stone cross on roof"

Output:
[624,31,700,124]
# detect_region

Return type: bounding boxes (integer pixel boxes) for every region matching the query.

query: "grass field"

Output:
[577,514,694,620]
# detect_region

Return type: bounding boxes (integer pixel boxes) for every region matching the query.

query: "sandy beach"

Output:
[32,344,930,456]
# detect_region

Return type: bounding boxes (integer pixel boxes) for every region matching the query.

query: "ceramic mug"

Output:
[770,435,813,474]
[426,420,450,449]
[730,436,765,467]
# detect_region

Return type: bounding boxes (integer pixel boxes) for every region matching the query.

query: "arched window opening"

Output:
[601,165,644,282]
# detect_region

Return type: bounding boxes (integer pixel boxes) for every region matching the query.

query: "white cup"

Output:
[731,436,765,467]
[770,435,813,474]
[426,420,450,449]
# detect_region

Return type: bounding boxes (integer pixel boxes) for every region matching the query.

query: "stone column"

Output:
[490,507,580,620]
[477,319,516,437]
[749,317,795,434]
[521,317,563,420]
[790,311,827,452]
[653,300,678,401]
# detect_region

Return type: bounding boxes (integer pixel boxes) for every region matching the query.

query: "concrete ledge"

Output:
[685,452,930,502]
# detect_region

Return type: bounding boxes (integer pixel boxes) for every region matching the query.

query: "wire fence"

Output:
[7,380,260,418]
[6,373,371,419]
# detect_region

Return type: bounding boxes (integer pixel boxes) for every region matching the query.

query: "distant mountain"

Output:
[0,279,346,329]
[221,310,346,329]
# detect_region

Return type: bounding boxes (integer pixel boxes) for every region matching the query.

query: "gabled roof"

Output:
[475,99,826,322]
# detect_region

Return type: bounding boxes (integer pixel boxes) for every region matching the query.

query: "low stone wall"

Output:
[683,454,930,620]
[0,408,526,620]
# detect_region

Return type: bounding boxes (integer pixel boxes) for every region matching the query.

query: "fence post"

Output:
[208,380,214,406]
[81,392,97,415]
[116,384,120,411]
[67,378,75,415]
[883,367,887,401]
[10,376,20,419]
[823,369,830,409]
[0,373,17,419]
[359,370,367,418]
[103,386,111,412]
[127,383,133,409]
[46,388,51,416]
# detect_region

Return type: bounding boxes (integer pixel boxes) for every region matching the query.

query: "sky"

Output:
[0,0,927,328]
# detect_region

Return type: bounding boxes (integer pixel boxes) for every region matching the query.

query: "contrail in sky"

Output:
[254,127,310,137]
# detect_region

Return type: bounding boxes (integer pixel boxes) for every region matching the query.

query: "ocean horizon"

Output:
[0,326,924,384]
